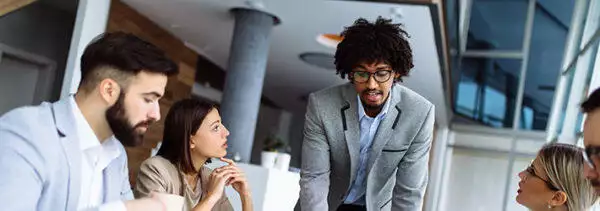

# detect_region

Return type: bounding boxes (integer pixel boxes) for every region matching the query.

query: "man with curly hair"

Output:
[300,17,435,211]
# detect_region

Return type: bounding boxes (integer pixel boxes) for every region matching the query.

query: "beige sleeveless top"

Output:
[134,156,234,211]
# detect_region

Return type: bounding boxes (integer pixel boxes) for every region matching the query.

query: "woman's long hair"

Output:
[157,98,216,174]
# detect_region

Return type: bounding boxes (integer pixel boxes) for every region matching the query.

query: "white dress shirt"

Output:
[70,97,126,211]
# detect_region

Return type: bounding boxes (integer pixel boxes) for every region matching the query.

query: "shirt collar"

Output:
[70,96,101,151]
[357,88,392,121]
[70,96,122,167]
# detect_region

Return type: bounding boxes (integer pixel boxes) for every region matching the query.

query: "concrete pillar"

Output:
[220,8,279,163]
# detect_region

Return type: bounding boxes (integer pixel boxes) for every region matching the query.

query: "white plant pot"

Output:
[261,151,278,169]
[274,153,291,171]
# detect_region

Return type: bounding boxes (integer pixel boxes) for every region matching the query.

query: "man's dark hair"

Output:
[157,98,217,174]
[79,32,178,91]
[582,88,600,113]
[334,17,413,82]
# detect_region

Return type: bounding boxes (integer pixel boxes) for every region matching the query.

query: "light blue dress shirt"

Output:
[343,92,392,205]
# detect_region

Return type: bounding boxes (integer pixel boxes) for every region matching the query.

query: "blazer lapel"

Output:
[341,84,360,184]
[365,85,402,175]
[51,98,82,210]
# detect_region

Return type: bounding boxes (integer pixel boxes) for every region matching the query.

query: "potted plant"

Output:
[263,134,287,152]
[261,134,289,169]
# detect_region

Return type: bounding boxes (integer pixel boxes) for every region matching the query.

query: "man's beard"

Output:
[105,93,153,147]
[362,100,384,111]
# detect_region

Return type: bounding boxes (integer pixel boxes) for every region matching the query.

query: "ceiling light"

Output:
[299,52,336,70]
[316,34,343,49]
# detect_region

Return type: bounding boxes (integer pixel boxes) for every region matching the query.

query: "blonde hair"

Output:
[538,143,598,211]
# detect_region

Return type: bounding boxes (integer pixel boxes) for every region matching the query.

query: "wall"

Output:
[106,0,198,185]
[444,148,531,211]
[288,111,306,169]
[0,1,75,100]
[0,55,40,114]
[250,105,284,164]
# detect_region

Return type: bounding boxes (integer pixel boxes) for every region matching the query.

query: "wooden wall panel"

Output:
[0,0,36,17]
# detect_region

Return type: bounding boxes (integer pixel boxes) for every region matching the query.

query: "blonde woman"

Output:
[516,143,597,211]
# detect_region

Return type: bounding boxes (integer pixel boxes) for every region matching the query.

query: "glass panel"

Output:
[483,87,506,127]
[520,3,574,130]
[466,0,528,50]
[521,106,534,130]
[455,57,522,128]
[456,78,478,116]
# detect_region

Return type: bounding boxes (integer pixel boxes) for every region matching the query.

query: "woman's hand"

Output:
[194,164,237,211]
[220,158,251,197]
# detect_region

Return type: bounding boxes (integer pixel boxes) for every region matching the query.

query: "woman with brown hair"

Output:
[135,98,252,211]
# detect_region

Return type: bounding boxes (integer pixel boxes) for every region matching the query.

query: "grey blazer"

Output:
[0,98,133,211]
[300,83,434,211]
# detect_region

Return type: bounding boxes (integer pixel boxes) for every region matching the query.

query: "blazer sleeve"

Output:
[392,105,434,211]
[135,159,169,198]
[299,93,331,211]
[0,110,45,211]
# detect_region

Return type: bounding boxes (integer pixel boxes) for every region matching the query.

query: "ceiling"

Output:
[122,0,449,126]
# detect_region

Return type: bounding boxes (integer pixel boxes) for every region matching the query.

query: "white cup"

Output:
[261,151,278,168]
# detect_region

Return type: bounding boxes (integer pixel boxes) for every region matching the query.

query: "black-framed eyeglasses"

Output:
[583,146,600,170]
[349,70,393,83]
[525,165,559,191]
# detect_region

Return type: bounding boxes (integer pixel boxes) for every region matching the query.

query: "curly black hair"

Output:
[582,88,600,113]
[334,17,413,82]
